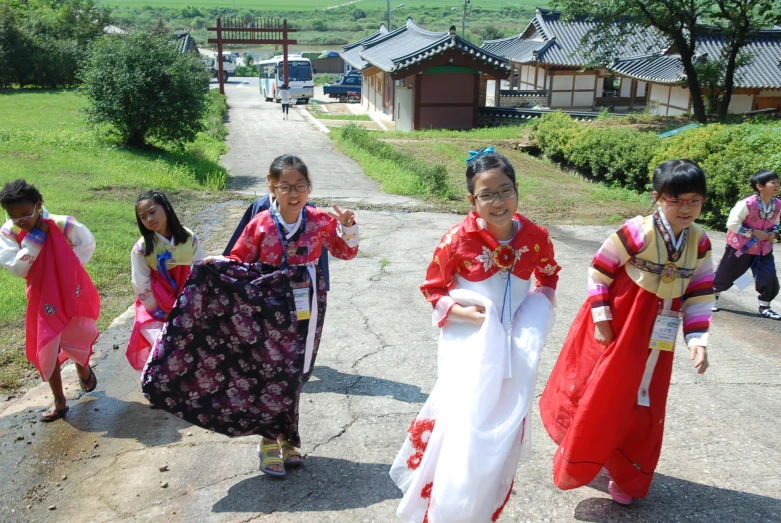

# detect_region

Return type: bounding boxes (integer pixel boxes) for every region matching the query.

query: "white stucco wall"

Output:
[574,74,595,90]
[637,81,647,97]
[669,86,690,110]
[551,91,572,107]
[552,74,573,91]
[727,94,754,114]
[573,91,594,107]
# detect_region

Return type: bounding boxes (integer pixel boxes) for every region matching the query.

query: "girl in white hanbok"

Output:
[390,148,560,522]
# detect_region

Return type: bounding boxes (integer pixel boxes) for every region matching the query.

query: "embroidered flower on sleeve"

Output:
[537,263,559,276]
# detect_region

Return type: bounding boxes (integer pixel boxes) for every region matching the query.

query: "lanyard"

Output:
[271,207,307,271]
[499,235,517,331]
[655,222,687,308]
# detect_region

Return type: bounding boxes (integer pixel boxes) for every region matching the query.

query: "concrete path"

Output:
[1,78,780,522]
[220,78,416,207]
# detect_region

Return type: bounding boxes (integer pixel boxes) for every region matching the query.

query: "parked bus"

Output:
[258,56,314,104]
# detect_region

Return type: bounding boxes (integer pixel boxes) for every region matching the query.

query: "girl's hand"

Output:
[202,256,218,264]
[450,304,486,326]
[37,220,49,234]
[594,320,615,348]
[690,345,708,374]
[329,205,355,227]
[754,230,770,241]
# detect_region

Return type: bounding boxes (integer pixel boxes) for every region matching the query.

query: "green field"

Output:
[101,0,537,10]
[0,90,228,392]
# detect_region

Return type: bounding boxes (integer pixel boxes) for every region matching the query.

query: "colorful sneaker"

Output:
[608,480,632,505]
[758,307,781,320]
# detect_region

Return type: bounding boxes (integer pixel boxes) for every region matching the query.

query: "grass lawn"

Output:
[332,125,649,224]
[0,89,228,392]
[316,113,373,121]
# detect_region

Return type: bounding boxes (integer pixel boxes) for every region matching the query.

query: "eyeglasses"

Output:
[662,197,704,208]
[7,206,40,224]
[274,183,311,195]
[474,186,516,203]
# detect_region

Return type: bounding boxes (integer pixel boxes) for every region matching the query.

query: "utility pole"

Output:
[387,0,392,31]
[461,0,468,38]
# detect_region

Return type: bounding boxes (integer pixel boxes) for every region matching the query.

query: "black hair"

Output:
[135,190,189,256]
[751,169,778,192]
[268,154,311,185]
[652,159,707,201]
[0,179,43,208]
[465,148,516,194]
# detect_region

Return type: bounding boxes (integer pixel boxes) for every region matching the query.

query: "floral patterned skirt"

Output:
[141,259,326,445]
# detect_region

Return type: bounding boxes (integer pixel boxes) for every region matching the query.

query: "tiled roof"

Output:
[482,36,545,63]
[611,30,781,88]
[484,8,663,67]
[343,19,509,74]
[172,32,198,54]
[340,25,389,70]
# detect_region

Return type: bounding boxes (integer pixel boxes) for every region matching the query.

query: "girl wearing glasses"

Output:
[142,155,358,478]
[390,148,560,522]
[540,159,714,505]
[0,179,100,422]
[712,169,780,319]
[126,190,206,372]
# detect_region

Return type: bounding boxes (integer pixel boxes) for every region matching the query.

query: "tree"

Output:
[555,0,781,123]
[79,31,210,148]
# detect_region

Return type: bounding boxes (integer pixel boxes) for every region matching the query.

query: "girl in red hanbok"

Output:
[0,179,100,422]
[127,190,205,371]
[539,159,714,505]
[390,148,560,522]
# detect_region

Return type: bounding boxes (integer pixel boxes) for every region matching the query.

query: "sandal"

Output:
[279,438,304,469]
[608,480,632,505]
[257,440,286,477]
[40,405,69,423]
[79,366,97,393]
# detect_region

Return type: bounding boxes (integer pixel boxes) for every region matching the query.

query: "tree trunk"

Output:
[676,37,708,123]
[717,46,740,121]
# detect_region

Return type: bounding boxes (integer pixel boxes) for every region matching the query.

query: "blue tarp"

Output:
[317,50,341,59]
[658,123,701,138]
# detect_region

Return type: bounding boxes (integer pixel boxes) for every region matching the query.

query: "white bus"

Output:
[258,56,314,104]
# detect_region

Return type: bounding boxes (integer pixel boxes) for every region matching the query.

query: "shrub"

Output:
[530,111,584,161]
[79,31,210,147]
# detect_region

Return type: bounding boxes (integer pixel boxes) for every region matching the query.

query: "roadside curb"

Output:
[299,106,331,134]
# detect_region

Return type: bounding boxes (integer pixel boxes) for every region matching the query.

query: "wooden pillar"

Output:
[533,65,539,91]
[216,17,225,95]
[493,76,501,107]
[282,19,289,92]
[473,74,479,128]
[629,78,638,111]
[414,73,422,130]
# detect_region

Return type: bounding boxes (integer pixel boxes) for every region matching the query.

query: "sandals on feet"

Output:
[279,438,304,469]
[257,441,286,478]
[79,366,97,393]
[40,405,69,423]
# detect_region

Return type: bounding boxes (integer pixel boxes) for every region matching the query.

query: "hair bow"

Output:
[465,146,494,164]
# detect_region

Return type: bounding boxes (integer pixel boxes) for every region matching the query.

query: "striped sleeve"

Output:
[0,223,46,278]
[682,233,715,348]
[587,217,646,322]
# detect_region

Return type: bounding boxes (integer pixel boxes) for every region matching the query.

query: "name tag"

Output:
[292,282,311,320]
[648,310,681,352]
[734,271,754,291]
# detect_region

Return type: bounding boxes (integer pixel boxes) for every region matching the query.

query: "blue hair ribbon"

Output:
[465,146,494,164]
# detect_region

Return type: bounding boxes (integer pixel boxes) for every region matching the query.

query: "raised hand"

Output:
[328,204,355,227]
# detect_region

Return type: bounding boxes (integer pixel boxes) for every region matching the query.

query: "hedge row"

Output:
[531,112,781,228]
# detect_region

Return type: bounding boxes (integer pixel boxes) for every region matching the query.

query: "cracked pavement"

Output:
[1,79,780,522]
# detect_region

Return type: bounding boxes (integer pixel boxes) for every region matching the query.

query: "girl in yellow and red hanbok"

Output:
[540,160,714,506]
[390,148,560,523]
[127,190,205,371]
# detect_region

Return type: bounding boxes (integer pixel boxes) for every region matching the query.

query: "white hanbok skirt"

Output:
[390,273,555,523]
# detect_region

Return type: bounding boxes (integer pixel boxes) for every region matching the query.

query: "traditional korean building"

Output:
[340,19,510,131]
[483,8,661,111]
[610,29,781,115]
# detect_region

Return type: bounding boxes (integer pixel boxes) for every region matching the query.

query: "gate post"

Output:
[216,17,225,95]
[282,19,289,93]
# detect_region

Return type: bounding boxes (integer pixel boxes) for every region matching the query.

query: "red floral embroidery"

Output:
[494,244,515,269]
[491,480,514,522]
[421,482,433,499]
[409,418,435,452]
[406,451,423,470]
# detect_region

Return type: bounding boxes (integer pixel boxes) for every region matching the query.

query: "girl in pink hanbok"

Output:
[0,179,100,422]
[390,148,560,522]
[127,190,205,371]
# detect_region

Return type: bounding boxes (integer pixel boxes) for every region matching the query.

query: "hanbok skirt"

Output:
[539,266,677,499]
[390,289,554,523]
[141,259,326,445]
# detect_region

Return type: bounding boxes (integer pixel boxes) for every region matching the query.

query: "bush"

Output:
[79,31,210,147]
[650,122,781,226]
[530,111,584,161]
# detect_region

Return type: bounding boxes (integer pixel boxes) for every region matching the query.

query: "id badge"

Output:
[292,282,311,321]
[648,310,681,352]
[734,271,754,291]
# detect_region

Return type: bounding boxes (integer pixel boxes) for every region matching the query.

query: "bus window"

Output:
[277,61,313,82]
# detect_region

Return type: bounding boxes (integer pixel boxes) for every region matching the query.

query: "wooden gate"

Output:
[207,16,297,95]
